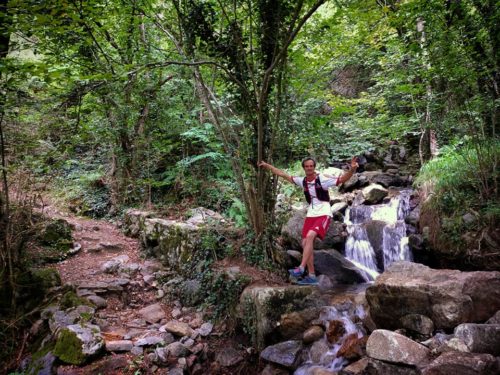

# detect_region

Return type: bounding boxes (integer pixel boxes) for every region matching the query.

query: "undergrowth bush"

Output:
[415,138,499,269]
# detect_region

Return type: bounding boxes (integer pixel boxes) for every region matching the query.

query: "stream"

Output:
[295,189,414,374]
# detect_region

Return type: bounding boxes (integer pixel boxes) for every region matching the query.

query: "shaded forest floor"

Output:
[31,200,284,374]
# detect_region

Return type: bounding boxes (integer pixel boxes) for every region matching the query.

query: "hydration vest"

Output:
[302,175,330,204]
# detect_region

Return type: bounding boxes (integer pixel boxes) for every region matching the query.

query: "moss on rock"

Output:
[53,328,85,365]
[32,268,62,292]
[59,291,92,310]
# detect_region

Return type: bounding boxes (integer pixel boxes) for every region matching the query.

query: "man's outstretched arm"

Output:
[337,156,359,185]
[258,161,294,184]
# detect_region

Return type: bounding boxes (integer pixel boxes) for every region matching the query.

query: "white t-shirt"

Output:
[292,174,339,217]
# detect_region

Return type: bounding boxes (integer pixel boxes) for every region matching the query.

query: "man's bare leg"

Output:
[300,230,317,275]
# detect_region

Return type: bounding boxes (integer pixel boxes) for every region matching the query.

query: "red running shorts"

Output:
[302,215,331,240]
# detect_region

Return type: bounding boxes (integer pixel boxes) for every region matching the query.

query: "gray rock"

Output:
[101,259,122,274]
[308,339,331,364]
[131,346,144,356]
[138,303,165,324]
[422,351,499,375]
[105,340,133,352]
[366,329,430,366]
[341,357,420,375]
[54,323,104,365]
[186,207,224,226]
[165,341,190,357]
[86,295,107,309]
[486,310,500,324]
[303,326,324,345]
[162,321,194,337]
[260,340,303,369]
[450,323,500,355]
[135,335,164,347]
[399,314,434,336]
[314,250,367,284]
[198,322,213,337]
[366,261,500,331]
[216,347,243,367]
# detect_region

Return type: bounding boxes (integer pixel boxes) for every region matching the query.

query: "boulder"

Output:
[186,207,224,226]
[238,286,317,350]
[53,323,104,365]
[448,323,500,356]
[216,347,243,367]
[260,340,303,369]
[340,357,421,375]
[336,333,367,360]
[313,250,367,284]
[399,314,435,337]
[366,262,500,330]
[138,303,165,324]
[303,326,325,344]
[366,329,430,366]
[486,310,500,324]
[422,351,499,375]
[161,321,195,337]
[281,209,346,250]
[361,184,388,204]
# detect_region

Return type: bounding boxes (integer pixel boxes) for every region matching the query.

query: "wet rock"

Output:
[238,285,316,350]
[448,323,500,355]
[162,321,195,337]
[337,333,367,360]
[260,340,303,369]
[331,202,348,216]
[303,326,324,344]
[422,351,499,375]
[105,340,133,352]
[313,250,366,284]
[308,339,330,364]
[366,329,430,366]
[341,357,420,375]
[138,303,165,324]
[366,261,500,331]
[216,347,243,367]
[326,320,346,344]
[362,184,388,204]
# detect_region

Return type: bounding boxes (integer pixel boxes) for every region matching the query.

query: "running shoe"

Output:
[288,267,304,277]
[297,276,318,286]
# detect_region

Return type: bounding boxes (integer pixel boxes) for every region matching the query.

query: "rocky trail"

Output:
[35,205,260,375]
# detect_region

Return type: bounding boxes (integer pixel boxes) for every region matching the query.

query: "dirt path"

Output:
[38,205,271,374]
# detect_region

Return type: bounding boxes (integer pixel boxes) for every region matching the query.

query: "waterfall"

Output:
[344,189,412,281]
[294,306,367,375]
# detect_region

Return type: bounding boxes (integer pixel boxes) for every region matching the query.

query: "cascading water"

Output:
[294,305,367,375]
[344,189,413,281]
